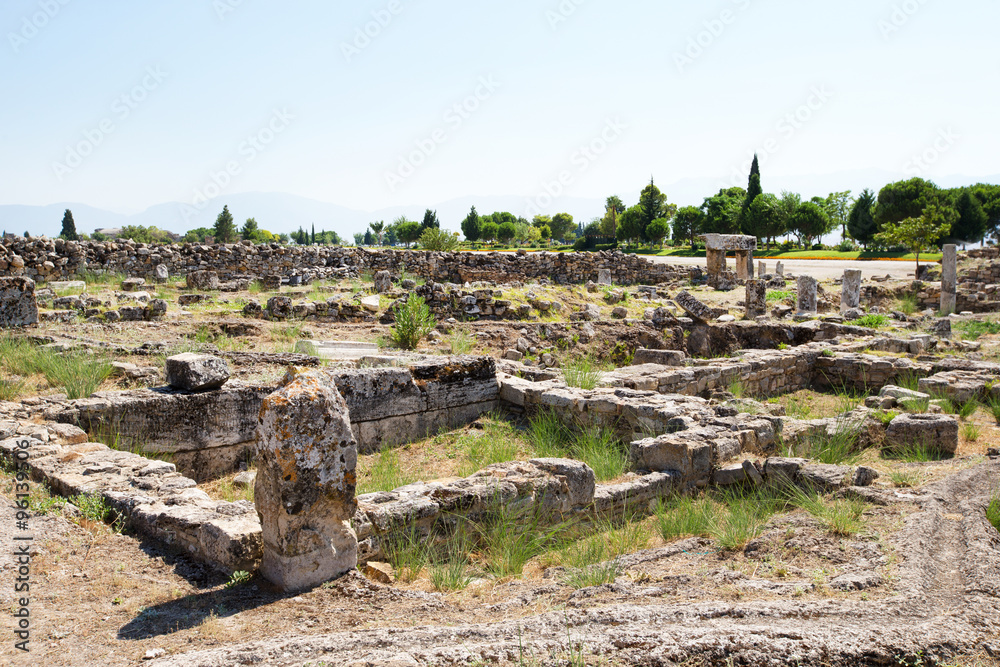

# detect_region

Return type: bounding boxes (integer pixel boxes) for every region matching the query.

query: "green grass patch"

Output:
[449,329,476,355]
[785,484,868,536]
[953,319,1000,340]
[766,290,793,302]
[456,418,525,477]
[654,494,714,541]
[524,412,629,481]
[848,314,890,329]
[0,336,113,399]
[357,445,416,495]
[890,469,923,488]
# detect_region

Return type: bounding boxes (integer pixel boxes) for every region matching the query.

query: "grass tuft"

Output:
[987,490,1000,533]
[563,355,604,390]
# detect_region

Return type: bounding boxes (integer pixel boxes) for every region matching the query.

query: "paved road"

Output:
[645,255,930,281]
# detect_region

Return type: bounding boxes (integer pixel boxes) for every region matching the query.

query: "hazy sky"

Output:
[2,0,997,215]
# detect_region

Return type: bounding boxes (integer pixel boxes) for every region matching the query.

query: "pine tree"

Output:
[212,205,237,243]
[637,178,668,242]
[421,209,440,229]
[847,189,878,249]
[59,209,79,241]
[951,189,988,245]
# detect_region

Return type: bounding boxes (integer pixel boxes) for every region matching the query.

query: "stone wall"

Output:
[46,357,500,479]
[0,237,689,286]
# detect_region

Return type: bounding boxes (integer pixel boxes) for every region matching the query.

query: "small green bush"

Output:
[849,314,890,329]
[390,295,435,350]
[766,290,793,302]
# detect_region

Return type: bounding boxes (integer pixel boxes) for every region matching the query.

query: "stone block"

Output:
[255,372,358,591]
[796,276,818,314]
[631,349,685,366]
[0,277,38,327]
[841,270,862,312]
[745,279,766,319]
[165,353,230,392]
[186,270,219,290]
[373,270,392,293]
[884,413,959,455]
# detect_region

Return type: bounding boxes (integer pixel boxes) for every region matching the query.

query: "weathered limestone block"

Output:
[676,290,715,323]
[0,276,38,327]
[155,264,169,282]
[745,279,766,319]
[166,353,230,392]
[841,270,862,313]
[796,276,818,314]
[884,413,958,455]
[373,270,392,293]
[255,373,359,591]
[186,270,219,290]
[879,385,930,401]
[121,277,146,291]
[597,269,612,285]
[631,349,686,366]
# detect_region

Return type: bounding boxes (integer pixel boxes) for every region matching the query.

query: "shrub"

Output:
[390,295,435,350]
[836,239,858,252]
[419,227,460,251]
[897,293,919,315]
[987,490,1000,532]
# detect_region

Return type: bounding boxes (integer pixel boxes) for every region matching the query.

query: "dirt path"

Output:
[152,461,1000,667]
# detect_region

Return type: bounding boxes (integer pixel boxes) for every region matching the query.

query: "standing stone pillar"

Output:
[796,276,818,314]
[758,261,766,277]
[745,279,766,319]
[706,249,726,275]
[735,251,749,280]
[940,244,957,315]
[841,269,862,313]
[776,262,784,277]
[255,373,358,591]
[597,269,612,285]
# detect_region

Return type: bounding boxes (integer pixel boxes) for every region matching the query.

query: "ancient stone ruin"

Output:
[0,238,997,665]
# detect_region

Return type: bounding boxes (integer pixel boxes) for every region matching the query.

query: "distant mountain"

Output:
[2,171,997,241]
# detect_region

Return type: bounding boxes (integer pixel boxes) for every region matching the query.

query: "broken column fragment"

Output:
[254,372,358,591]
[0,276,38,327]
[841,269,862,313]
[166,353,230,392]
[940,244,957,315]
[744,279,766,319]
[796,276,818,315]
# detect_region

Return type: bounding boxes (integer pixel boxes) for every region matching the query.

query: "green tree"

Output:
[777,191,802,244]
[970,183,1000,240]
[538,224,551,245]
[353,232,365,246]
[213,205,237,243]
[744,193,784,248]
[311,223,315,245]
[847,189,878,248]
[119,225,173,244]
[739,154,762,230]
[396,221,422,247]
[480,221,498,243]
[672,206,704,249]
[789,201,830,247]
[497,221,517,244]
[369,221,385,245]
[461,206,481,242]
[875,204,956,273]
[824,191,854,241]
[364,230,373,246]
[183,227,213,243]
[601,196,625,236]
[616,205,645,248]
[384,226,398,246]
[421,209,440,230]
[241,217,259,241]
[550,212,575,241]
[874,177,940,229]
[638,178,674,242]
[646,218,670,248]
[701,187,745,235]
[950,189,988,245]
[59,209,78,241]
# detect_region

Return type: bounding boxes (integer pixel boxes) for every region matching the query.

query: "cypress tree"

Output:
[60,209,79,241]
[740,155,763,233]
